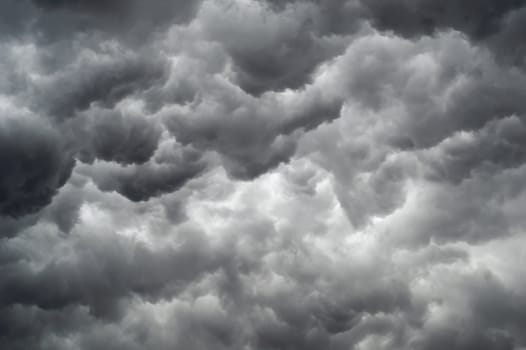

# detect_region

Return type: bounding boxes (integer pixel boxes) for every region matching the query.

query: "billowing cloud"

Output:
[73,108,162,165]
[2,1,526,349]
[0,106,74,219]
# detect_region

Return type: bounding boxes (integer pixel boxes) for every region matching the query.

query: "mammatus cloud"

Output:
[2,1,526,349]
[0,109,74,219]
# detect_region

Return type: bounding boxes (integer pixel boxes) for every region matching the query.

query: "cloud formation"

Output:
[0,108,74,219]
[2,1,526,349]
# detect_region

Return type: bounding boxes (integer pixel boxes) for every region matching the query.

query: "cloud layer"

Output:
[2,1,526,349]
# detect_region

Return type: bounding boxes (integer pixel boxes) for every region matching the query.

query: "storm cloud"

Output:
[2,1,526,349]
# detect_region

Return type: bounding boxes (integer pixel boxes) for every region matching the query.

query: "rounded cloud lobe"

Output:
[0,112,74,220]
[2,1,526,350]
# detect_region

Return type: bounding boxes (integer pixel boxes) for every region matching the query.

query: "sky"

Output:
[1,0,526,349]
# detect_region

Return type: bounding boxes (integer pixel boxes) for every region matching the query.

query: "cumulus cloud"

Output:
[0,106,74,219]
[73,107,162,165]
[78,140,208,202]
[2,1,526,349]
[200,0,354,94]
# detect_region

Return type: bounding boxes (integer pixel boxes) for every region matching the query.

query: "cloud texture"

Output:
[2,0,526,349]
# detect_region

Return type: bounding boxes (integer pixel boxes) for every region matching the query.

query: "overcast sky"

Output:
[1,1,526,349]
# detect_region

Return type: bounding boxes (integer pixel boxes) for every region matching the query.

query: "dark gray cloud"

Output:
[73,108,162,166]
[202,0,354,94]
[3,0,526,349]
[78,140,208,202]
[259,0,526,66]
[162,74,343,179]
[361,0,526,70]
[0,113,74,219]
[33,53,168,120]
[361,0,524,39]
[32,0,201,25]
[422,115,526,184]
[0,0,202,43]
[0,227,220,317]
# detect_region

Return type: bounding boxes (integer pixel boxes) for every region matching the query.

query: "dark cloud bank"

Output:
[1,1,526,349]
